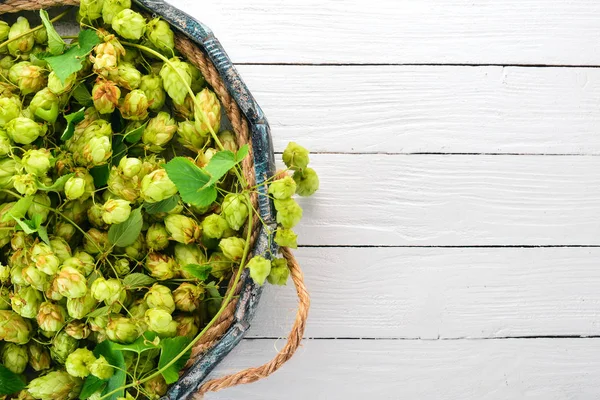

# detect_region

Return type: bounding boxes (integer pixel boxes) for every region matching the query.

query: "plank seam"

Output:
[245,336,600,341]
[235,62,600,69]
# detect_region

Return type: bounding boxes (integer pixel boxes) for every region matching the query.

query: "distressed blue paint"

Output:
[0,0,276,396]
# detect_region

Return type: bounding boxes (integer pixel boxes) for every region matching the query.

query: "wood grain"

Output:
[296,154,600,246]
[168,0,600,65]
[236,65,600,154]
[247,247,600,339]
[210,339,600,400]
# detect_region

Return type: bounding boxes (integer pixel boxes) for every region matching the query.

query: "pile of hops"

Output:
[0,1,319,399]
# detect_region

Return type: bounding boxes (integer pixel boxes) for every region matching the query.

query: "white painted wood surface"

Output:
[161,0,600,398]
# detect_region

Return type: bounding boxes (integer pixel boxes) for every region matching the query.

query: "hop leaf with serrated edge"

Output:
[274,228,298,249]
[221,193,249,231]
[27,370,82,400]
[144,252,176,281]
[293,167,320,196]
[65,348,96,378]
[282,142,310,171]
[247,255,272,286]
[112,9,147,40]
[160,58,192,106]
[274,198,303,229]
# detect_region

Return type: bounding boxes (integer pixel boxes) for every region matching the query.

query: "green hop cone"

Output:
[66,292,97,319]
[144,375,168,399]
[0,21,8,42]
[92,79,121,114]
[0,263,8,283]
[27,192,51,224]
[7,17,34,57]
[65,347,96,378]
[89,355,114,379]
[102,0,131,24]
[112,9,147,40]
[90,277,123,304]
[22,266,49,291]
[0,96,20,127]
[194,88,221,136]
[293,167,320,196]
[274,198,303,229]
[36,301,67,332]
[173,283,204,312]
[274,228,298,249]
[55,266,88,299]
[65,320,91,340]
[47,71,76,95]
[140,74,166,112]
[120,89,150,120]
[92,36,124,76]
[146,223,169,251]
[0,131,10,156]
[79,0,104,22]
[145,284,176,313]
[114,258,131,277]
[267,257,290,285]
[165,214,201,244]
[54,220,77,242]
[49,236,72,263]
[1,343,29,374]
[107,169,139,202]
[14,173,37,196]
[144,308,177,338]
[175,314,199,339]
[247,255,272,286]
[208,252,234,279]
[50,331,79,364]
[0,158,19,188]
[45,277,63,301]
[84,228,110,254]
[71,252,95,276]
[109,61,142,90]
[221,193,249,231]
[218,237,246,261]
[86,135,112,166]
[174,243,206,273]
[28,88,59,123]
[118,232,146,260]
[140,168,177,203]
[11,286,42,319]
[27,341,51,371]
[22,148,53,177]
[201,214,229,240]
[65,176,86,200]
[217,130,237,152]
[102,198,131,224]
[31,242,60,275]
[177,119,209,151]
[106,317,140,344]
[282,142,310,171]
[119,156,143,178]
[190,64,206,92]
[0,310,32,344]
[160,58,192,105]
[268,176,297,200]
[27,370,82,400]
[144,252,176,280]
[142,111,177,152]
[8,62,46,96]
[9,266,28,288]
[146,18,175,53]
[62,200,88,225]
[6,117,46,144]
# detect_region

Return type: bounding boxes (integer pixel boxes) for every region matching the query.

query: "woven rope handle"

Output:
[194,247,310,398]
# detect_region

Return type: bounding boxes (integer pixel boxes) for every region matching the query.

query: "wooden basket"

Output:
[0,0,309,398]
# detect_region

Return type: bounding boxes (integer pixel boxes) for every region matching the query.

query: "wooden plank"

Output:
[211,339,600,400]
[294,154,600,246]
[247,247,600,339]
[236,65,600,154]
[168,0,600,65]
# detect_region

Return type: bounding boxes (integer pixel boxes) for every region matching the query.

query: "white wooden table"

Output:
[167,1,600,398]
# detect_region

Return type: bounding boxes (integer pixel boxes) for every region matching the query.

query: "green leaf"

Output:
[72,84,93,107]
[12,216,37,234]
[80,375,107,400]
[108,207,143,247]
[123,273,156,288]
[111,135,127,166]
[158,336,192,384]
[112,331,160,354]
[123,122,147,144]
[0,364,26,395]
[182,264,212,281]
[39,10,66,55]
[90,165,110,187]
[37,173,74,192]
[2,196,33,222]
[37,225,50,245]
[92,341,126,400]
[61,107,86,141]
[164,157,217,208]
[143,195,179,215]
[86,306,110,318]
[236,144,249,162]
[42,30,100,83]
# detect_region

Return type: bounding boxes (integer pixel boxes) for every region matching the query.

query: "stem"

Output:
[0,10,69,51]
[100,194,254,400]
